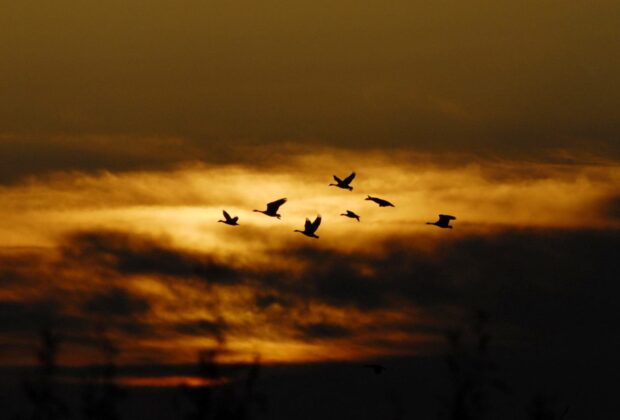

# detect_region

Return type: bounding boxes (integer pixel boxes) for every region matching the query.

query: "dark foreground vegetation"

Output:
[1,312,607,419]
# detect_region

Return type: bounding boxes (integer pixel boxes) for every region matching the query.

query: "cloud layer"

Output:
[2,225,619,366]
[1,150,619,366]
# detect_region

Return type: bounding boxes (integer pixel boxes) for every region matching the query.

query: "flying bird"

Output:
[365,195,394,207]
[340,210,360,221]
[294,215,322,239]
[253,198,287,219]
[427,214,456,229]
[218,210,239,226]
[363,364,387,375]
[329,172,356,191]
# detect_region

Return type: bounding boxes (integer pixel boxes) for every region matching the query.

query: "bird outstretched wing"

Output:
[333,175,343,183]
[231,216,239,223]
[304,218,312,231]
[439,214,456,222]
[266,198,287,213]
[310,215,322,232]
[377,198,394,207]
[343,172,356,185]
[223,210,232,221]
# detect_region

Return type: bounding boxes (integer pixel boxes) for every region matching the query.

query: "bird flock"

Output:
[218,171,456,237]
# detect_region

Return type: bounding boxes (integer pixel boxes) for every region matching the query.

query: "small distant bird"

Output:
[253,198,287,219]
[340,210,360,221]
[294,215,322,239]
[427,214,456,229]
[365,195,394,207]
[363,364,387,375]
[218,210,239,226]
[329,172,356,191]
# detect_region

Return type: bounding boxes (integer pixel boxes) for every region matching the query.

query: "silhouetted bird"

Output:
[329,172,356,191]
[253,198,287,219]
[363,364,387,375]
[427,214,456,229]
[294,215,322,239]
[218,210,239,226]
[365,195,394,207]
[340,210,360,221]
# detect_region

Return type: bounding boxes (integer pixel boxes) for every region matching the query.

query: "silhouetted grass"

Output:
[175,344,266,420]
[528,394,570,420]
[437,310,510,420]
[22,327,69,420]
[80,327,126,420]
[13,310,582,419]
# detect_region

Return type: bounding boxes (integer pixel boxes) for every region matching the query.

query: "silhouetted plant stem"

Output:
[23,327,69,420]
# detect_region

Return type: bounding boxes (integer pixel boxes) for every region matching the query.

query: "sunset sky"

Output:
[1,0,619,397]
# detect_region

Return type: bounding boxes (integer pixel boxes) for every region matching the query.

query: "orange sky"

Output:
[1,148,619,366]
[1,1,619,372]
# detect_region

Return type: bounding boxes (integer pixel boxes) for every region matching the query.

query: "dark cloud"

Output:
[299,256,389,310]
[2,227,619,363]
[254,293,291,310]
[0,251,49,286]
[0,297,153,354]
[294,322,354,340]
[601,193,620,221]
[62,231,243,284]
[0,300,57,334]
[83,287,150,317]
[0,137,188,184]
[173,319,227,341]
[57,228,620,358]
[0,299,89,337]
[267,229,620,358]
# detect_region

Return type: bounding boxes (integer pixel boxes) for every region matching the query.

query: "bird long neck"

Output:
[253,209,262,213]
